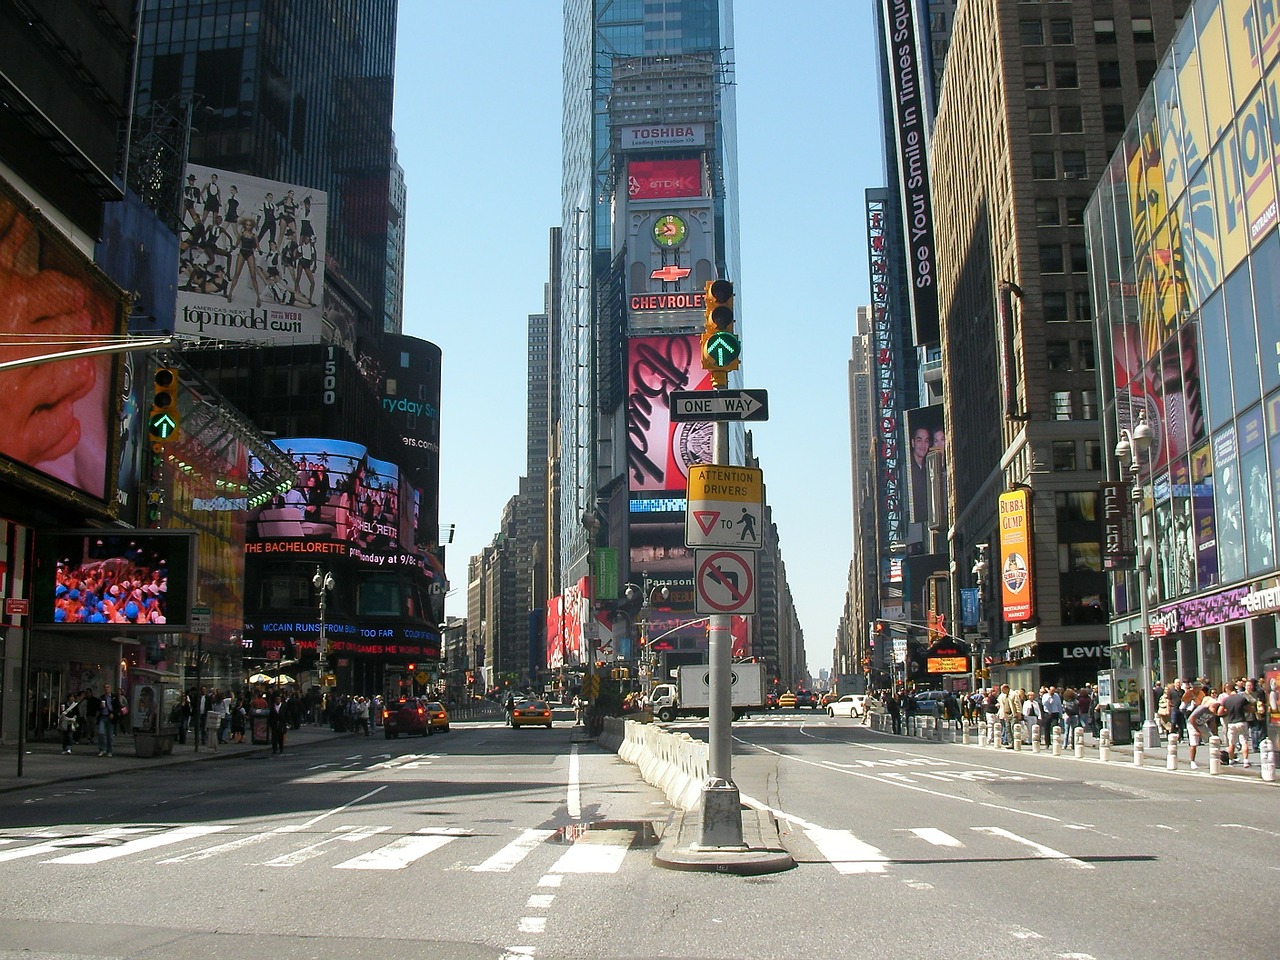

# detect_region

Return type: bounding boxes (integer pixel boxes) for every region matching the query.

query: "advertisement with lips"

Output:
[628,159,702,200]
[1112,319,1204,479]
[627,335,714,495]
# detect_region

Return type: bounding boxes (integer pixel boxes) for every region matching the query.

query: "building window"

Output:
[1081,389,1099,419]
[1136,60,1157,87]
[1103,102,1128,134]
[1055,61,1079,88]
[1025,62,1048,88]
[1099,61,1122,88]
[1084,439,1102,469]
[1059,105,1083,133]
[1044,291,1069,321]
[1041,243,1065,272]
[1052,391,1073,419]
[1095,18,1117,43]
[1062,151,1088,178]
[1070,242,1089,272]
[1079,338,1096,369]
[1048,340,1072,370]
[1033,151,1057,179]
[1074,290,1093,321]
[1036,197,1061,225]
[1029,106,1053,133]
[1021,20,1045,45]
[1050,19,1075,44]
[1132,17,1155,43]
[1053,441,1078,470]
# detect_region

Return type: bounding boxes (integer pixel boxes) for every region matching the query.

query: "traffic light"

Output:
[148,366,180,446]
[700,278,739,384]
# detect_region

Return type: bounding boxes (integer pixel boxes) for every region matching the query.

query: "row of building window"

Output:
[1020,18,1155,47]
[1040,242,1089,274]
[1031,150,1087,180]
[1024,59,1157,89]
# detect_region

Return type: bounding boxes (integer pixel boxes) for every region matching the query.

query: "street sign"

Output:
[190,605,211,634]
[1148,622,1168,637]
[415,671,430,685]
[4,598,29,617]
[685,464,764,549]
[669,388,769,422]
[695,549,756,615]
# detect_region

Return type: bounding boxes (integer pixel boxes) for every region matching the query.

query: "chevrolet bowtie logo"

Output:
[650,265,691,282]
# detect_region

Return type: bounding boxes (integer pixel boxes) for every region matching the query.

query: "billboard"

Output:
[175,164,327,344]
[627,159,703,200]
[880,0,940,344]
[0,176,126,500]
[32,529,197,631]
[619,124,706,150]
[905,405,945,527]
[627,335,715,495]
[998,489,1035,622]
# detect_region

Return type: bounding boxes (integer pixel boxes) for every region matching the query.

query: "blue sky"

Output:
[393,4,883,676]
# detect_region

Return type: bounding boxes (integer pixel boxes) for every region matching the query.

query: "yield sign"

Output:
[695,549,756,615]
[693,511,720,536]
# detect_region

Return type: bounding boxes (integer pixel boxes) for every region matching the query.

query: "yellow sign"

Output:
[321,674,337,687]
[686,464,763,503]
[927,657,969,674]
[582,674,601,699]
[998,489,1034,622]
[415,671,429,685]
[686,464,765,549]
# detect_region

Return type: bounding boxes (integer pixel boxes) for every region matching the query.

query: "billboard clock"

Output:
[653,214,687,247]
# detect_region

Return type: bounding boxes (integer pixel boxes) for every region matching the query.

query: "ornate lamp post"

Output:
[971,543,989,687]
[1115,410,1161,750]
[312,565,334,685]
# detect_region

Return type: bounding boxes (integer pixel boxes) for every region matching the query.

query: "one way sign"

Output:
[669,388,769,422]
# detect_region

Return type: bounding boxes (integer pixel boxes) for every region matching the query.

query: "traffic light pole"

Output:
[700,413,746,849]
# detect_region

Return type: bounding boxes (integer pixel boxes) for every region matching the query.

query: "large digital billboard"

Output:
[0,176,126,500]
[627,335,714,496]
[32,529,197,631]
[175,164,328,344]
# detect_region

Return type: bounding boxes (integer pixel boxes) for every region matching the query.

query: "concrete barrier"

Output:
[604,717,707,810]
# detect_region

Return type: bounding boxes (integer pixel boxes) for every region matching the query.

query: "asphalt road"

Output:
[0,713,1274,960]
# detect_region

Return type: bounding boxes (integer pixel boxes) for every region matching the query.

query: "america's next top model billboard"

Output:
[175,164,327,345]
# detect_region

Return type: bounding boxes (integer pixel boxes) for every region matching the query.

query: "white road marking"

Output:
[502,949,537,960]
[45,825,229,864]
[805,827,889,874]
[471,829,556,873]
[973,826,1093,870]
[518,917,547,934]
[160,826,295,863]
[538,874,563,887]
[527,894,555,909]
[907,827,963,847]
[0,827,151,863]
[568,744,581,819]
[548,836,628,874]
[259,824,388,867]
[335,830,458,870]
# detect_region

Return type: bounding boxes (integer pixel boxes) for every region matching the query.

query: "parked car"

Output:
[383,698,434,738]
[826,694,868,718]
[423,700,450,732]
[509,699,553,729]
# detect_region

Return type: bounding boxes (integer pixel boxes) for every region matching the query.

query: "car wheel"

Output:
[658,707,675,723]
[827,708,834,717]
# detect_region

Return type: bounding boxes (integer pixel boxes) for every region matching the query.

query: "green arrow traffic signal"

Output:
[703,330,741,367]
[148,411,178,441]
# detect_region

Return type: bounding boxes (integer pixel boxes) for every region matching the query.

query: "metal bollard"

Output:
[1209,735,1222,775]
[1133,739,1143,766]
[1074,733,1085,760]
[1261,738,1276,782]
[962,723,971,746]
[1031,722,1041,753]
[976,723,985,747]
[1167,734,1179,771]
[1099,729,1111,763]
[1051,727,1062,756]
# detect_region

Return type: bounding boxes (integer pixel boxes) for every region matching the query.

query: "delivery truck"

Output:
[650,662,767,722]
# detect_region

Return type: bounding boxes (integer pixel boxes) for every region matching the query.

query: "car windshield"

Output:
[425,702,444,711]
[523,701,548,710]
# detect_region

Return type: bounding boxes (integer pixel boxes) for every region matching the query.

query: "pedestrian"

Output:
[997,684,1014,746]
[58,691,78,754]
[903,688,918,735]
[886,689,902,735]
[97,683,119,757]
[229,697,247,744]
[1022,689,1043,745]
[269,693,288,754]
[1244,678,1267,750]
[175,691,192,745]
[1061,687,1080,748]
[1041,685,1063,743]
[1219,682,1252,767]
[1185,683,1220,769]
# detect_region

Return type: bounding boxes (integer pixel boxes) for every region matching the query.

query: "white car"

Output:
[826,695,868,718]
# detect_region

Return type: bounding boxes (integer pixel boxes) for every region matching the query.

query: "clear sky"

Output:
[393,4,884,677]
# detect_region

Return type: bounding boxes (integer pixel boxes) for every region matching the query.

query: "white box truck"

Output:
[650,662,766,723]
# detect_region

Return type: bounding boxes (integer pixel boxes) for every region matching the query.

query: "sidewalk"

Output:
[867,713,1277,784]
[0,723,355,796]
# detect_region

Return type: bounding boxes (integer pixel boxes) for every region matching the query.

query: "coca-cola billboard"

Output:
[627,335,714,495]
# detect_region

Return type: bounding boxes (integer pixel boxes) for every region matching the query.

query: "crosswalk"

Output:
[0,816,1104,877]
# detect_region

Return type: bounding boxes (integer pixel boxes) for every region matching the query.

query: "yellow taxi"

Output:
[777,691,797,709]
[509,699,553,729]
[423,700,450,732]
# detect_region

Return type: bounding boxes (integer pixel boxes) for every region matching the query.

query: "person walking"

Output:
[1219,682,1252,767]
[268,693,288,754]
[1022,689,1043,745]
[1185,683,1220,769]
[1062,687,1081,748]
[97,684,119,757]
[58,691,78,754]
[1042,685,1063,744]
[997,684,1014,747]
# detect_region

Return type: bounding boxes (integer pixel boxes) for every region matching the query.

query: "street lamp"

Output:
[582,510,601,704]
[1115,409,1161,750]
[971,543,989,687]
[624,581,668,688]
[312,565,334,685]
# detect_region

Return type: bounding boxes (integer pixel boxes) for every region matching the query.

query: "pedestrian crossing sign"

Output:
[684,464,764,550]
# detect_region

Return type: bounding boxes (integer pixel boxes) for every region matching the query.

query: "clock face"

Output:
[653,214,687,248]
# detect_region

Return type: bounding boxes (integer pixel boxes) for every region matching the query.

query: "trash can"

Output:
[1103,706,1134,745]
[250,694,270,744]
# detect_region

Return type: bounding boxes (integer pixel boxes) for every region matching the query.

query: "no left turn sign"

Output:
[695,549,756,615]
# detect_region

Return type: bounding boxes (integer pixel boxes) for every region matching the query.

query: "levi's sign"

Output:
[669,389,769,422]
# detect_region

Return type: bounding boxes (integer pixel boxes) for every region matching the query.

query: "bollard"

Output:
[952,721,960,744]
[1167,734,1179,771]
[1013,727,1022,751]
[976,723,985,747]
[1099,729,1111,763]
[963,723,971,746]
[1074,733,1085,760]
[1133,739,1143,766]
[1031,722,1041,753]
[992,721,1003,748]
[1209,735,1222,775]
[1051,727,1062,756]
[1261,738,1275,782]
